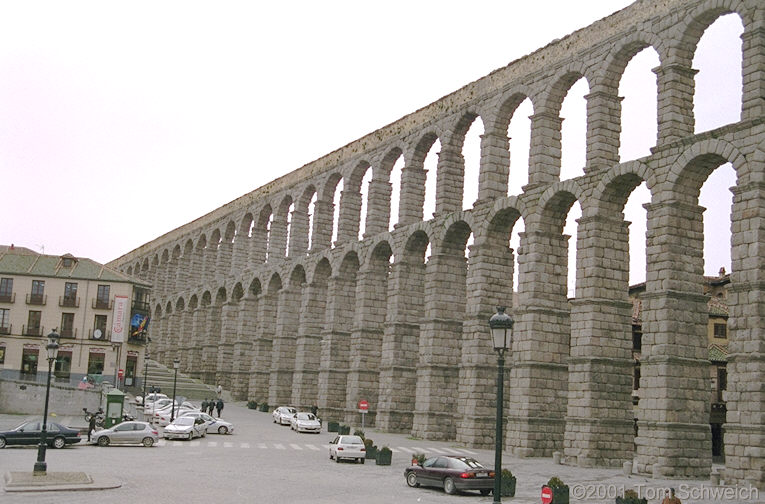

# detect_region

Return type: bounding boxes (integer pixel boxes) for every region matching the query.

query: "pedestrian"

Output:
[208,400,215,416]
[216,398,224,417]
[87,413,96,442]
[201,398,208,413]
[661,488,682,504]
[216,384,222,398]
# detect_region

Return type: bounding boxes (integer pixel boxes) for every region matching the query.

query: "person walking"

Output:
[216,384,222,398]
[87,413,97,442]
[216,398,224,417]
[201,398,208,414]
[208,400,215,416]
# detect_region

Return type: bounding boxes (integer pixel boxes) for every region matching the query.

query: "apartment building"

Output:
[0,245,151,388]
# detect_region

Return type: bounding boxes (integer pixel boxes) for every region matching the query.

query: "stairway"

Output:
[140,359,218,401]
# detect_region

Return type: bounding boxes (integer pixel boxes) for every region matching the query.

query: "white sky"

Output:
[0,1,740,290]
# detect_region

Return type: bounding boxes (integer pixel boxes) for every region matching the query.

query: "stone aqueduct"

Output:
[110,0,765,487]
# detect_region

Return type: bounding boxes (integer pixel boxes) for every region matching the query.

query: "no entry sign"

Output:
[358,400,369,412]
[541,485,553,504]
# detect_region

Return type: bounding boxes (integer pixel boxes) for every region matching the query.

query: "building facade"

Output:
[0,245,151,389]
[108,0,764,489]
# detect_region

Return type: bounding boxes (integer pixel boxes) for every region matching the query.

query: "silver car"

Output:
[92,421,159,447]
[272,406,296,425]
[290,412,321,434]
[163,416,206,440]
[180,411,234,434]
[329,435,366,463]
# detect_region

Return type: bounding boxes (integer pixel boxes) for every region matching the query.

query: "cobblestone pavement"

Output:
[0,403,762,504]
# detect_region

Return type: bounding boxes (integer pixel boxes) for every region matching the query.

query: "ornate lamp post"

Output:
[170,357,180,422]
[489,307,514,503]
[34,329,60,474]
[142,349,150,405]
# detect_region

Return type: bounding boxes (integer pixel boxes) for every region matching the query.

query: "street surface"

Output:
[0,403,762,504]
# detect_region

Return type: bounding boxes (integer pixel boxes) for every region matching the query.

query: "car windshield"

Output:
[173,417,194,426]
[297,413,316,421]
[341,436,363,444]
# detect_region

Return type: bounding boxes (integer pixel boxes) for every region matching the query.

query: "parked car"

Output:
[163,416,206,440]
[151,403,199,426]
[91,421,159,447]
[404,456,495,495]
[328,435,366,463]
[272,406,296,425]
[290,412,321,433]
[179,411,234,434]
[136,392,168,406]
[0,421,82,449]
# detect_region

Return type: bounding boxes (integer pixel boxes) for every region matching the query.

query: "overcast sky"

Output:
[0,1,741,288]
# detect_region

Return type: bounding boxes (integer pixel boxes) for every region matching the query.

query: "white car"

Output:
[272,406,296,425]
[163,416,206,440]
[137,392,168,406]
[329,435,366,463]
[290,412,321,433]
[153,406,200,427]
[180,411,234,434]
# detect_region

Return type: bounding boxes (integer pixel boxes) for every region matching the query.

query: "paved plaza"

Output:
[1,402,762,504]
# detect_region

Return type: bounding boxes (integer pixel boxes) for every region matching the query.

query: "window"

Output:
[63,282,78,307]
[29,280,45,305]
[632,325,642,352]
[96,285,110,309]
[21,348,39,377]
[87,352,105,375]
[94,315,107,339]
[0,308,9,334]
[54,351,72,381]
[633,365,641,390]
[0,345,5,364]
[26,311,42,335]
[61,313,75,338]
[0,278,12,302]
[717,366,727,403]
[713,322,727,339]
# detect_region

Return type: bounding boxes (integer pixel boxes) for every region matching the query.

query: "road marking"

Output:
[290,443,303,450]
[439,447,463,455]
[207,441,218,447]
[455,448,478,455]
[190,441,200,447]
[240,443,250,448]
[274,443,286,450]
[257,442,268,449]
[224,442,234,448]
[305,444,321,451]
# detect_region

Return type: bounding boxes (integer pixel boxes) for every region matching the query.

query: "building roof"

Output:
[709,343,729,363]
[0,245,151,287]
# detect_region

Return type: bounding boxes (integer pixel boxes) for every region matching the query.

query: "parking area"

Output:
[0,403,758,504]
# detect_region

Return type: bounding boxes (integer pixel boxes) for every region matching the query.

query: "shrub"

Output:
[353,429,365,439]
[258,402,269,412]
[411,452,426,465]
[547,476,566,488]
[615,489,647,504]
[246,400,257,409]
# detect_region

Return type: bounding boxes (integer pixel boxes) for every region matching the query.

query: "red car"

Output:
[404,456,495,495]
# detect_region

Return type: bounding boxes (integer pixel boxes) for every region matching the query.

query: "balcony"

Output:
[92,298,113,310]
[59,296,80,308]
[0,292,15,303]
[26,294,46,306]
[128,332,149,345]
[22,325,44,336]
[0,324,11,335]
[60,327,78,339]
[132,300,150,313]
[89,328,110,341]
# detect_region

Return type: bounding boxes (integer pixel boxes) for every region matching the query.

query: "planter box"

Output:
[338,425,350,435]
[327,421,339,433]
[552,486,569,504]
[376,450,392,465]
[500,476,516,497]
[258,403,269,412]
[365,447,377,459]
[616,498,647,504]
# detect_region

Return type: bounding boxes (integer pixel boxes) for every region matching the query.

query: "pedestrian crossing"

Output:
[150,438,478,455]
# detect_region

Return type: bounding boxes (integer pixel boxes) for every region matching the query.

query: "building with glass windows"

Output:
[0,244,151,388]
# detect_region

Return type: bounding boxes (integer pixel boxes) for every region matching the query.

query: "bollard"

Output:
[710,470,720,486]
[552,451,561,464]
[623,461,632,476]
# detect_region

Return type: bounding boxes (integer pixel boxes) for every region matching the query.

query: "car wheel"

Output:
[406,472,419,488]
[142,437,154,447]
[480,489,491,496]
[52,436,66,449]
[0,437,7,448]
[97,436,110,447]
[444,477,457,495]
[218,426,228,434]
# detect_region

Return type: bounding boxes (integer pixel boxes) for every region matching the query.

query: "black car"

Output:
[404,456,495,495]
[0,421,82,449]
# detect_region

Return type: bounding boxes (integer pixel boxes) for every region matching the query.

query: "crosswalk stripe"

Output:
[224,442,234,448]
[290,443,303,450]
[257,443,268,449]
[396,446,412,454]
[207,441,218,447]
[305,444,320,451]
[439,447,463,455]
[240,443,250,448]
[455,448,478,455]
[274,443,286,450]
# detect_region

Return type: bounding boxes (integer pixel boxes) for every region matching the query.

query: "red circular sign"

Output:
[358,400,369,411]
[541,486,553,504]
[118,369,124,378]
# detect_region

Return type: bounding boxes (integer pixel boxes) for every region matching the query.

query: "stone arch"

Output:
[667,139,746,201]
[175,296,185,311]
[249,277,262,297]
[231,282,244,302]
[673,0,751,66]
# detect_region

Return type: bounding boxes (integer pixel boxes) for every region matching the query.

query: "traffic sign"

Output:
[541,485,553,504]
[358,400,369,412]
[118,369,124,378]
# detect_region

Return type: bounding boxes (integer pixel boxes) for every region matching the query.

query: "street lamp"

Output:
[489,306,514,503]
[170,357,180,422]
[34,329,60,474]
[142,349,150,405]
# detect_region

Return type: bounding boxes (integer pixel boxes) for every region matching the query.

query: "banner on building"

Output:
[111,295,129,343]
[130,313,150,338]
